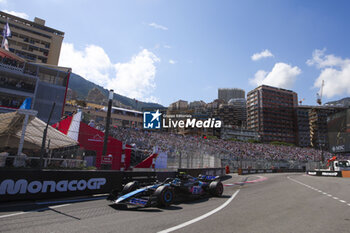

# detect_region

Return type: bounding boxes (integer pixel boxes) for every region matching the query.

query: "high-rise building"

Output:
[218,88,245,103]
[169,100,188,110]
[0,11,64,65]
[308,106,346,150]
[247,85,298,144]
[327,109,350,153]
[295,105,346,149]
[296,106,311,147]
[214,98,247,128]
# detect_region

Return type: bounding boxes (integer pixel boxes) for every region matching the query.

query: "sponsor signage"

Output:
[306,170,342,177]
[240,169,304,175]
[0,178,106,195]
[0,170,122,201]
[321,172,339,176]
[101,156,113,164]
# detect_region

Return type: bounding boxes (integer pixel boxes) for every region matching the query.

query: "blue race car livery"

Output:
[108,174,224,208]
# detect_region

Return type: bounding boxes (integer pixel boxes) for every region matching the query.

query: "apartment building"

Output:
[0,11,64,65]
[247,85,298,144]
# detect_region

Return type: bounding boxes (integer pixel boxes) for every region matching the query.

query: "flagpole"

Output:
[1,20,6,48]
[2,19,11,50]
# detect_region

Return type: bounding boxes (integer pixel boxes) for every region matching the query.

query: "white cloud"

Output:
[169,59,177,64]
[148,22,168,30]
[112,49,160,101]
[163,45,171,49]
[3,10,29,19]
[250,62,301,89]
[59,43,114,86]
[307,49,350,98]
[58,43,160,103]
[251,49,274,61]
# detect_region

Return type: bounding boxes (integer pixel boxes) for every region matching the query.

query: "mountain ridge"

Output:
[325,97,350,107]
[68,73,163,110]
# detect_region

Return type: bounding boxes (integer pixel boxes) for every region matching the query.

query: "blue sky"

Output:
[2,0,350,106]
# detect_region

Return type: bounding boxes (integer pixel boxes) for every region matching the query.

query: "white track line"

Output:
[0,212,27,219]
[0,196,106,219]
[158,189,241,233]
[288,176,349,207]
[0,204,71,219]
[36,196,106,205]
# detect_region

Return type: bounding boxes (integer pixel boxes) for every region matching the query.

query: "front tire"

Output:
[209,181,223,197]
[121,181,139,195]
[154,185,174,207]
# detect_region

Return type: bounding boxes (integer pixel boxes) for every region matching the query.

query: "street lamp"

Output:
[102,89,113,161]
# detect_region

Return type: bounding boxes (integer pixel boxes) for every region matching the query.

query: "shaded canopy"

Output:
[0,111,78,150]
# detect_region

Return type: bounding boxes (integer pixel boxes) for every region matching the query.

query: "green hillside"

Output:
[68,73,163,110]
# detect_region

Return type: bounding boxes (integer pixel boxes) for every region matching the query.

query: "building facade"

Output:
[0,11,64,65]
[213,101,247,128]
[327,109,350,153]
[169,100,188,110]
[308,106,346,150]
[218,88,245,103]
[0,49,70,124]
[247,85,298,144]
[296,106,311,147]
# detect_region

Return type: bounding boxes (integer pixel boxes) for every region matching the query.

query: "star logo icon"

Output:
[143,110,162,129]
[151,110,162,122]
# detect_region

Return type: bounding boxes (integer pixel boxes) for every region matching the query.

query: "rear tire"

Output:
[209,181,223,197]
[154,185,174,207]
[121,181,139,195]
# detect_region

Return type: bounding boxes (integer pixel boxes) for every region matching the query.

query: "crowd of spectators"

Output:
[110,127,346,163]
[0,75,36,93]
[0,56,21,68]
[0,95,23,108]
[0,55,37,76]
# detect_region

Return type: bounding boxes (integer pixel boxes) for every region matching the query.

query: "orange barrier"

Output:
[341,171,350,178]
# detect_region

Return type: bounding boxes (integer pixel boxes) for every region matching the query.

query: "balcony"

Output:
[0,60,24,73]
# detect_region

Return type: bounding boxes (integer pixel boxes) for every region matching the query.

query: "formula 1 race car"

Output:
[107,173,224,208]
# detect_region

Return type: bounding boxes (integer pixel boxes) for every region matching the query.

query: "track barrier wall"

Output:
[306,170,350,177]
[238,168,304,175]
[178,168,225,177]
[0,168,223,202]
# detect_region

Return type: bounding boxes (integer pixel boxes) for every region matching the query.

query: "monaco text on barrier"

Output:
[0,178,106,195]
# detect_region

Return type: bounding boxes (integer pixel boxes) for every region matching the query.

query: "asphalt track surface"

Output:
[1,173,350,233]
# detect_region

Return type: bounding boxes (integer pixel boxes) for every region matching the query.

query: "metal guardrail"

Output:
[223,160,308,171]
[0,62,24,73]
[0,155,85,169]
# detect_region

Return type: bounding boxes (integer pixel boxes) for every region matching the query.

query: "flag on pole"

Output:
[19,98,32,110]
[2,20,11,51]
